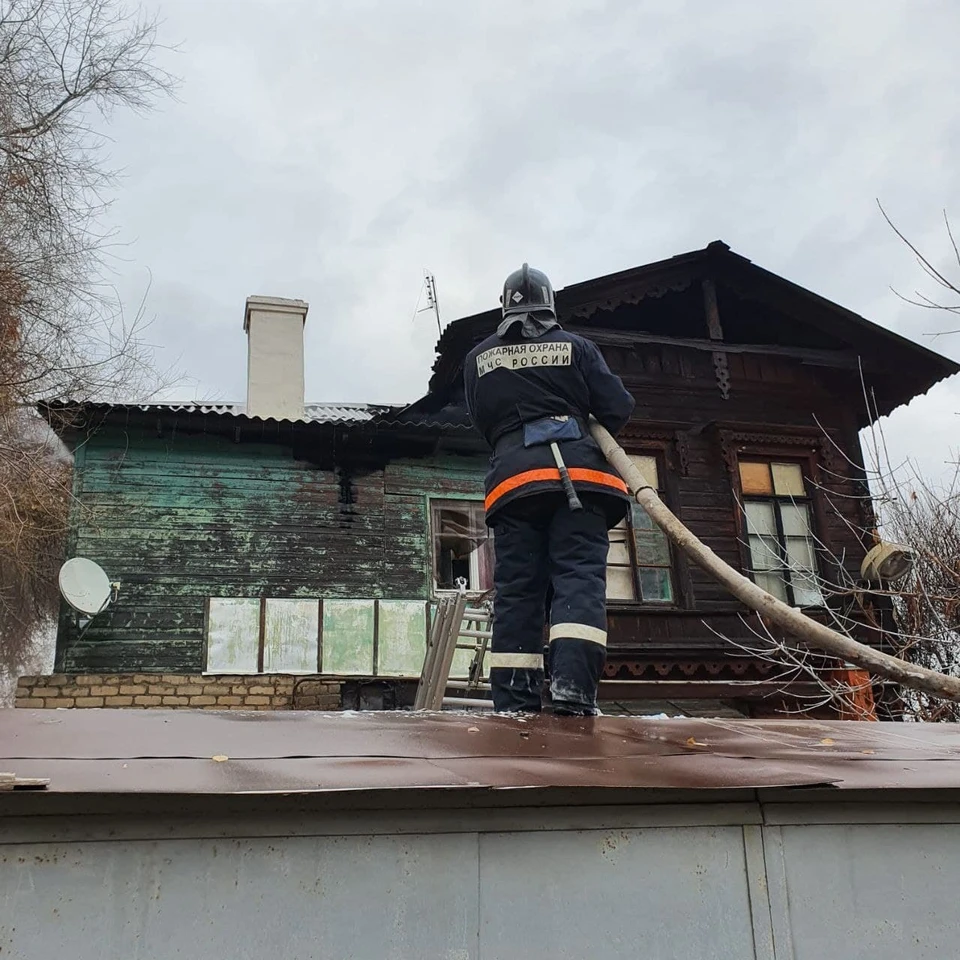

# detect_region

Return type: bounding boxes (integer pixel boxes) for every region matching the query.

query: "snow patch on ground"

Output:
[0,618,56,707]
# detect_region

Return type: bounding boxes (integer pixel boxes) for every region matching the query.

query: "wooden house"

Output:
[22,241,958,717]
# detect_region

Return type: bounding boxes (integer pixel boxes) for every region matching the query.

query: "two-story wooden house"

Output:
[20,241,958,717]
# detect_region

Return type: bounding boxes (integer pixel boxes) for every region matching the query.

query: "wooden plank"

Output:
[702,278,724,339]
[205,598,260,673]
[262,599,319,673]
[568,325,860,368]
[317,599,324,672]
[598,680,823,701]
[377,600,430,677]
[257,598,266,673]
[321,599,375,675]
[63,639,203,673]
[0,773,50,791]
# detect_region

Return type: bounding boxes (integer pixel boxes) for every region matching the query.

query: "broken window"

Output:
[430,500,494,594]
[606,454,675,604]
[738,459,823,607]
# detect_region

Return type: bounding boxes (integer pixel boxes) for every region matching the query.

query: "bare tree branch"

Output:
[879,199,960,325]
[0,0,177,674]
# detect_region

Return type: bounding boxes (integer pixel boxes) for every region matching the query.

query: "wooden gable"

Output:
[423,240,958,425]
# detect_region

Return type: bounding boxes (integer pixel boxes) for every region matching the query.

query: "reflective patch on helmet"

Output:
[511,290,524,303]
[476,341,572,377]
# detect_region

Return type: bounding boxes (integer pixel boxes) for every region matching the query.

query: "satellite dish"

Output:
[59,557,113,615]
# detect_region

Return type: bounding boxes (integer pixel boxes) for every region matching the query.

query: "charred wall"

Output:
[57,426,483,673]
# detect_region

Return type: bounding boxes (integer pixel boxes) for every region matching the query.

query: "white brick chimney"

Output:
[243,296,309,420]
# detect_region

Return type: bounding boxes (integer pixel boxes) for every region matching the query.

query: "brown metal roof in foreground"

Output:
[5,709,960,796]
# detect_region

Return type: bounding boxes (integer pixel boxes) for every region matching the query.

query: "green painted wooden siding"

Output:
[60,428,485,673]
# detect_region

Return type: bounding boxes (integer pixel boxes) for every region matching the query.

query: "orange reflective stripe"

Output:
[568,469,628,493]
[485,469,560,510]
[485,467,627,511]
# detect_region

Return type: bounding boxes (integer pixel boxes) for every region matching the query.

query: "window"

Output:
[738,459,823,607]
[606,454,674,603]
[430,500,494,594]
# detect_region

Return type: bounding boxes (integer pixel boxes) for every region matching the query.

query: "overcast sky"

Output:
[98,0,960,483]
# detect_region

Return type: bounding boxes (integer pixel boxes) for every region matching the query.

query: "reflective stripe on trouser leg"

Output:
[547,500,610,713]
[491,509,549,713]
[487,653,545,669]
[548,623,607,647]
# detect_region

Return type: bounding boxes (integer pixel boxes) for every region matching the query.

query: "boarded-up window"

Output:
[431,500,494,594]
[738,460,823,607]
[606,454,675,604]
[377,600,431,677]
[205,598,261,673]
[321,599,375,675]
[263,599,319,673]
[205,597,430,677]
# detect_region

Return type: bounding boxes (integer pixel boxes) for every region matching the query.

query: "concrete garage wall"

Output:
[3,801,960,959]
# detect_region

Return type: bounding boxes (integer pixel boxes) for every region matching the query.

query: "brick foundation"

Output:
[14,674,343,711]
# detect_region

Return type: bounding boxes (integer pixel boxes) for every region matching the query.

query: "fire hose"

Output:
[590,417,960,704]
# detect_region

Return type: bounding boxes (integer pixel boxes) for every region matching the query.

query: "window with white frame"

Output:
[606,453,675,604]
[430,500,494,594]
[738,459,823,607]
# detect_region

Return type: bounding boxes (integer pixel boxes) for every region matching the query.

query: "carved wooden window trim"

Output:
[717,427,836,605]
[606,429,690,609]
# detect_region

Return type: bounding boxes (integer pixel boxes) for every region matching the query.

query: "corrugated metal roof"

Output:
[44,400,395,425]
[40,399,483,440]
[304,403,391,422]
[5,710,960,797]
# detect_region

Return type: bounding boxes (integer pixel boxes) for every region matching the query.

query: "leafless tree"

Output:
[879,200,960,333]
[856,398,960,720]
[0,0,175,682]
[595,415,960,717]
[712,393,960,721]
[694,205,960,720]
[798,203,958,715]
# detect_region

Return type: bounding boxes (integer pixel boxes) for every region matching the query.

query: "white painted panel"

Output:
[377,601,428,677]
[263,599,319,673]
[205,599,260,673]
[322,599,375,675]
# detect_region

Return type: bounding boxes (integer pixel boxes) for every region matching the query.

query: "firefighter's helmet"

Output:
[501,263,556,320]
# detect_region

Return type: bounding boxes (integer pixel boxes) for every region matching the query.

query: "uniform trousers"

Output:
[488,492,611,714]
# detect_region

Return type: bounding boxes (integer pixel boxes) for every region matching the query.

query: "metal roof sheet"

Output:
[43,400,395,425]
[6,710,960,797]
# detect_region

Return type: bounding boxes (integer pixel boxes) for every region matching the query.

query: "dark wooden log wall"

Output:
[599,334,874,673]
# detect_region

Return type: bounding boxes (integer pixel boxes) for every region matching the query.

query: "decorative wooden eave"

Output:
[426,240,959,420]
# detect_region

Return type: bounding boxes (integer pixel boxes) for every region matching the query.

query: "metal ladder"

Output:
[415,585,494,711]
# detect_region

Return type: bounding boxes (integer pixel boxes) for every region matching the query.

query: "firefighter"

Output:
[463,263,635,715]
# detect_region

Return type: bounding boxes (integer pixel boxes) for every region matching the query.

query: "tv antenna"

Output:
[58,557,119,641]
[413,270,442,337]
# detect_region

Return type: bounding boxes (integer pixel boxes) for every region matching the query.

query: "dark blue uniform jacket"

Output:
[464,327,636,524]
